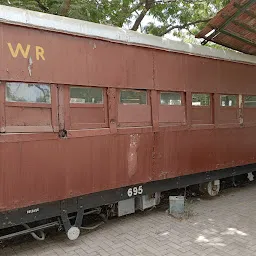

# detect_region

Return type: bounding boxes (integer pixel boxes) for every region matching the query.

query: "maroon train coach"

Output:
[0,5,256,241]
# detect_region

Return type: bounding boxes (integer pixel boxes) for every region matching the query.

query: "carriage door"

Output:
[58,85,108,134]
[159,91,185,125]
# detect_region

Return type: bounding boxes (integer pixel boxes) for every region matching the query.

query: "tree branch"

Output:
[34,0,49,12]
[59,0,71,16]
[118,1,144,27]
[131,0,155,31]
[130,0,145,14]
[159,18,211,36]
[131,8,148,31]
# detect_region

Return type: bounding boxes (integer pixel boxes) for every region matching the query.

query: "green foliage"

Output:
[145,0,229,36]
[0,0,229,42]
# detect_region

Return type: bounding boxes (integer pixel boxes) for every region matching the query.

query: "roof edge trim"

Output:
[0,5,256,65]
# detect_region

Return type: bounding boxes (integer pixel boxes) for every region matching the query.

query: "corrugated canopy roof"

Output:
[196,0,256,56]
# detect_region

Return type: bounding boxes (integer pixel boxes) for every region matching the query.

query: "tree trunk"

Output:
[131,0,155,31]
[59,0,71,16]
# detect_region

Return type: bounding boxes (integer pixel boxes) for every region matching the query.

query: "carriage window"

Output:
[6,82,51,103]
[220,95,237,107]
[70,87,103,104]
[244,96,256,107]
[120,90,147,104]
[192,93,210,106]
[160,92,181,105]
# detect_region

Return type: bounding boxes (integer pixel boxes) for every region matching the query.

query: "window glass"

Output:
[244,96,256,107]
[220,95,237,107]
[192,93,210,106]
[120,90,147,104]
[6,82,51,103]
[160,92,182,105]
[70,87,103,104]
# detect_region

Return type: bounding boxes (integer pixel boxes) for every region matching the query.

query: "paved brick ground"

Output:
[1,183,256,256]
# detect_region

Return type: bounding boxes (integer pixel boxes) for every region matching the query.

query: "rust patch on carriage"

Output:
[127,134,140,178]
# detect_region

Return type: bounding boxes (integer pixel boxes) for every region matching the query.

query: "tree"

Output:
[0,0,229,39]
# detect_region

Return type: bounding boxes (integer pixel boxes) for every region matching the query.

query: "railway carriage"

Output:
[0,5,256,241]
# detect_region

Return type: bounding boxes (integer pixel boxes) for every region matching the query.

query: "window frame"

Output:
[243,95,256,108]
[69,86,104,106]
[5,82,52,107]
[117,89,151,127]
[67,86,108,130]
[191,92,213,125]
[220,94,238,108]
[1,81,58,133]
[217,93,240,126]
[159,91,184,106]
[191,93,211,108]
[158,91,186,125]
[119,89,149,105]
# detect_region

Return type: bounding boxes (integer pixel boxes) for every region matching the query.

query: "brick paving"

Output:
[1,183,256,256]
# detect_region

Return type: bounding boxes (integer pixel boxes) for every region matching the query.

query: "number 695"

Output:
[127,186,143,197]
